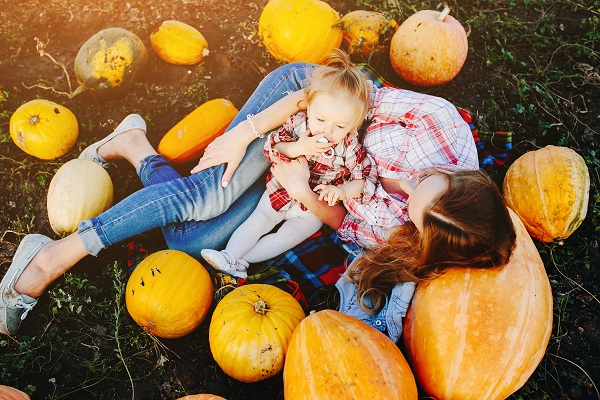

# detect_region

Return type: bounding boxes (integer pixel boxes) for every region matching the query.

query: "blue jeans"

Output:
[78,62,316,259]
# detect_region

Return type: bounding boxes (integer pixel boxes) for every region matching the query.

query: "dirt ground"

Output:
[0,0,599,399]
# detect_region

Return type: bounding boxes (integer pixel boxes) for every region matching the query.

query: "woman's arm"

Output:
[192,89,307,186]
[270,157,348,229]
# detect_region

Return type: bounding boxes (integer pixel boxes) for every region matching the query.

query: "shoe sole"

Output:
[0,234,52,335]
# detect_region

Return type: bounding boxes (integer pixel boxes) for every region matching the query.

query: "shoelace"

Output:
[16,297,38,320]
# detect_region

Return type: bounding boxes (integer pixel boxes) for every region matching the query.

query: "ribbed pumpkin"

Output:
[10,99,78,160]
[258,0,343,64]
[284,309,418,399]
[503,145,590,244]
[340,10,398,55]
[73,27,147,97]
[390,7,468,86]
[209,284,305,383]
[150,20,209,65]
[126,250,213,339]
[403,210,553,400]
[47,159,113,235]
[0,385,30,400]
[157,99,238,163]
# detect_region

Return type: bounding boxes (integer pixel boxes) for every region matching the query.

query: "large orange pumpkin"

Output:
[503,145,590,244]
[258,0,343,64]
[390,7,468,86]
[284,309,418,400]
[150,20,209,65]
[10,99,79,160]
[209,284,305,383]
[157,99,238,163]
[340,10,398,55]
[47,159,114,235]
[73,28,148,97]
[0,385,30,400]
[403,210,553,400]
[125,250,213,338]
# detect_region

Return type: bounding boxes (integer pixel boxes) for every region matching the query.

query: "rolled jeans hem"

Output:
[78,219,109,257]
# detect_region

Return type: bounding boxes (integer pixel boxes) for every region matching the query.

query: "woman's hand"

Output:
[270,156,312,199]
[314,184,345,206]
[191,123,252,187]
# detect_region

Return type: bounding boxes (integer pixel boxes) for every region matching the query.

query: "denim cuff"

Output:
[77,218,109,257]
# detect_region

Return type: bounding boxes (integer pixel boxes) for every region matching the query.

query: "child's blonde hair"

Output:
[305,49,371,132]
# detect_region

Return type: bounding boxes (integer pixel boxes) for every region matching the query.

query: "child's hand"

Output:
[314,184,346,206]
[295,132,333,157]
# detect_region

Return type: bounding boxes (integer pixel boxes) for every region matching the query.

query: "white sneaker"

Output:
[201,249,249,279]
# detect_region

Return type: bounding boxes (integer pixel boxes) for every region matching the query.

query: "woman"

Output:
[0,61,516,337]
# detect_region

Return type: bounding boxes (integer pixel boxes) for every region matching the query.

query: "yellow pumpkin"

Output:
[340,10,398,55]
[0,385,30,400]
[503,145,590,244]
[73,27,148,97]
[126,250,213,339]
[390,7,468,86]
[10,99,78,160]
[47,159,114,235]
[403,210,553,400]
[157,99,238,163]
[209,284,305,383]
[258,0,343,64]
[284,309,418,399]
[150,20,209,65]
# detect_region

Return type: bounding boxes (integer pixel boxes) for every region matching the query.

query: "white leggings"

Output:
[225,190,323,263]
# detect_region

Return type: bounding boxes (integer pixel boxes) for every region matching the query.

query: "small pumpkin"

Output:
[284,309,418,399]
[157,99,238,163]
[47,159,114,235]
[150,20,209,65]
[209,284,305,383]
[73,27,148,97]
[0,385,30,400]
[390,6,468,86]
[10,99,78,160]
[403,210,553,399]
[259,0,343,64]
[126,250,213,338]
[503,145,590,244]
[340,10,398,55]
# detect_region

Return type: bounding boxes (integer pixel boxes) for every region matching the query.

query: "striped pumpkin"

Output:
[503,145,590,244]
[403,210,553,399]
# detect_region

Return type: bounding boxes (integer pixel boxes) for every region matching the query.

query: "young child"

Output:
[201,50,376,278]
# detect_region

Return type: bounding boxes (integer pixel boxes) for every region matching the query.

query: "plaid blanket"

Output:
[128,65,513,310]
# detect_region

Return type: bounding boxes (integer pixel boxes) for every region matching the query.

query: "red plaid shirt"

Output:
[338,85,479,248]
[264,111,376,212]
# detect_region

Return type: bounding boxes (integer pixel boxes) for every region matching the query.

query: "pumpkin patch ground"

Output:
[0,0,599,399]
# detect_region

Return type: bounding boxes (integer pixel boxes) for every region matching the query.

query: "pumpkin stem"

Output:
[438,5,451,22]
[29,115,40,125]
[70,85,88,98]
[253,300,270,315]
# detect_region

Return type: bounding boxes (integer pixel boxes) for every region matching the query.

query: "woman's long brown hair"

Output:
[347,170,517,313]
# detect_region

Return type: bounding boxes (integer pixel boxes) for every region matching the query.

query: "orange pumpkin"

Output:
[125,250,213,338]
[284,309,418,399]
[503,145,590,244]
[403,210,553,399]
[340,10,398,55]
[157,99,238,163]
[150,20,209,65]
[390,7,468,86]
[10,99,79,160]
[0,385,30,400]
[209,284,305,383]
[258,0,343,64]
